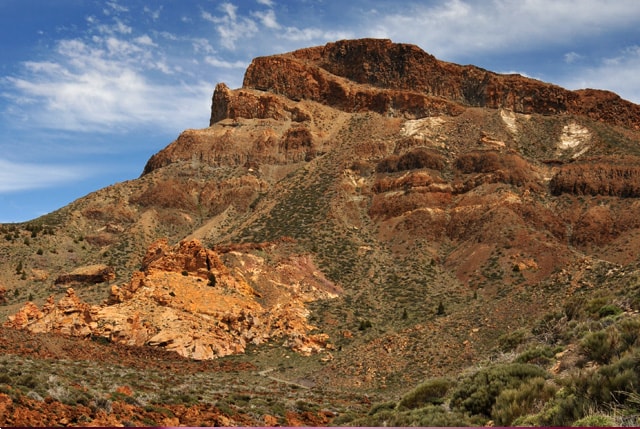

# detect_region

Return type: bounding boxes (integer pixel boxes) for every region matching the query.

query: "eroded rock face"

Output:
[6,239,340,360]
[53,264,115,286]
[241,38,640,128]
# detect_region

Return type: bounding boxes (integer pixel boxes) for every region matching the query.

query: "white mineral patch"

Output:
[500,109,519,134]
[400,117,446,142]
[559,122,591,150]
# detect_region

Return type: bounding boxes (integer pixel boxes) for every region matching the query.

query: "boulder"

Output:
[54,264,115,286]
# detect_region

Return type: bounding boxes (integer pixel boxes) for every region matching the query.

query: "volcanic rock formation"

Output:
[241,38,640,127]
[6,239,339,360]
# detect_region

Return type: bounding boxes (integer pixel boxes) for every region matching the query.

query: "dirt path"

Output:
[257,367,312,389]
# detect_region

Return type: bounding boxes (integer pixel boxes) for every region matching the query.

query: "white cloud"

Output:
[564,52,583,64]
[1,26,213,134]
[0,159,87,193]
[105,1,128,14]
[205,56,248,69]
[365,0,640,60]
[144,5,162,21]
[257,0,275,7]
[253,9,280,29]
[280,27,353,42]
[560,45,640,103]
[202,4,259,49]
[191,38,215,54]
[96,18,132,35]
[134,34,156,46]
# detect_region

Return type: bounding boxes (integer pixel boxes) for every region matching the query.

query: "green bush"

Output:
[515,345,561,366]
[564,296,587,321]
[498,329,529,352]
[358,404,471,427]
[588,351,640,404]
[617,317,640,349]
[572,414,616,427]
[598,304,622,318]
[144,405,175,418]
[450,363,547,418]
[539,348,640,426]
[17,374,38,389]
[368,401,396,415]
[532,385,588,427]
[492,376,557,426]
[398,378,453,410]
[584,296,621,319]
[579,328,620,364]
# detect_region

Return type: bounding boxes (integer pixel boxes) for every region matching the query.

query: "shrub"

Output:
[535,387,588,427]
[208,273,217,287]
[584,296,618,318]
[498,329,529,352]
[618,317,640,349]
[144,405,175,418]
[541,348,640,426]
[492,377,557,426]
[398,378,453,410]
[563,296,585,321]
[358,319,372,330]
[368,401,396,415]
[17,374,38,389]
[598,304,622,318]
[572,414,616,427]
[579,328,620,364]
[359,404,471,427]
[375,149,445,174]
[588,351,640,404]
[450,363,547,417]
[515,345,561,367]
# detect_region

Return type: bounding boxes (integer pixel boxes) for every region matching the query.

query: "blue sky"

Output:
[1,0,639,223]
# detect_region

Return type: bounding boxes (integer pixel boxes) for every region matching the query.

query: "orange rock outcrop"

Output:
[6,239,340,360]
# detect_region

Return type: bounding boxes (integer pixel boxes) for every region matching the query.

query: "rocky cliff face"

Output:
[241,39,640,128]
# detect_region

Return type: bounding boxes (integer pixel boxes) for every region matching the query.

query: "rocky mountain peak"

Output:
[233,38,640,128]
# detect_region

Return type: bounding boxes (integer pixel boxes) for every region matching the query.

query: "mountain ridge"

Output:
[2,38,640,426]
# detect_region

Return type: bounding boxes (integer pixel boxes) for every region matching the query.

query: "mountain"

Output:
[2,38,640,426]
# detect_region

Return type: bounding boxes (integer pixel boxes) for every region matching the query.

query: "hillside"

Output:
[2,38,640,426]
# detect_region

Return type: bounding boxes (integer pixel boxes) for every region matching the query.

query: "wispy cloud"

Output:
[252,9,280,30]
[564,52,583,64]
[200,1,354,51]
[560,45,640,103]
[202,3,259,49]
[205,56,248,69]
[0,158,87,193]
[144,5,163,21]
[365,0,640,60]
[1,8,213,134]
